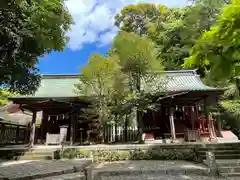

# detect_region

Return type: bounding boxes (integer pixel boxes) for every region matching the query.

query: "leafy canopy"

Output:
[0,0,72,94]
[112,31,163,77]
[184,0,240,80]
[75,54,127,124]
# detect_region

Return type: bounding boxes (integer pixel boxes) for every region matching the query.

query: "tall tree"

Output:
[114,3,185,69]
[75,54,127,142]
[112,31,164,141]
[115,2,228,70]
[0,0,72,94]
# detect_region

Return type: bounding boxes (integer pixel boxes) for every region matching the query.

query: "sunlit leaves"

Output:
[184,0,240,80]
[0,88,18,105]
[113,31,163,76]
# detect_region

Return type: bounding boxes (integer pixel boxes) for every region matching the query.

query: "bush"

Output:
[57,148,202,163]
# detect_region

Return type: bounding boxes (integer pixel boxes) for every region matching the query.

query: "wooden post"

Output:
[40,111,45,144]
[16,125,20,144]
[216,96,222,132]
[169,107,176,141]
[204,98,209,130]
[73,114,76,144]
[204,98,214,140]
[30,111,37,147]
[70,113,74,146]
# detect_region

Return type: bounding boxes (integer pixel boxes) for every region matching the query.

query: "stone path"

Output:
[0,159,91,180]
[94,160,209,176]
[93,161,239,180]
[95,174,234,180]
[0,160,239,180]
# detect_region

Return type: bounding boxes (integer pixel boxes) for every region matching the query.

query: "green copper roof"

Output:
[13,70,221,99]
[142,70,218,94]
[20,74,79,98]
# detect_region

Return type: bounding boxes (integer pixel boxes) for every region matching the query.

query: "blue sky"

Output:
[38,0,188,75]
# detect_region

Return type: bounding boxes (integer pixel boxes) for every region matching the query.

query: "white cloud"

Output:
[65,0,188,51]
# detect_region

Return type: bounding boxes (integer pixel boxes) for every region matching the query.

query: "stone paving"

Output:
[0,159,91,180]
[93,160,209,176]
[0,159,239,180]
[95,174,236,180]
[93,161,239,180]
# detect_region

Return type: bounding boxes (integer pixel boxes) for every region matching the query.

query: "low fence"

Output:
[104,125,138,143]
[0,121,30,146]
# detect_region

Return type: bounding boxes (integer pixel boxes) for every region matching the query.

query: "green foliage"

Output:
[114,1,226,71]
[114,4,186,69]
[113,31,163,76]
[75,54,129,130]
[0,88,18,105]
[115,3,162,35]
[59,148,201,163]
[0,0,73,94]
[112,31,164,139]
[75,54,121,97]
[184,0,240,80]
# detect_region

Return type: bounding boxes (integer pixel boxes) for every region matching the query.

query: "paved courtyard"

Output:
[95,174,233,180]
[93,161,237,180]
[0,160,238,180]
[0,159,91,179]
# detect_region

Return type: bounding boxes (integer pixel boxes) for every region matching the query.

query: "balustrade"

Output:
[0,122,30,146]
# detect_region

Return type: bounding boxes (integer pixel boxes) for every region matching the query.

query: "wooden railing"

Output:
[0,121,30,146]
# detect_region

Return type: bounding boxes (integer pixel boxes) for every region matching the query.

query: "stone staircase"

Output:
[198,143,240,177]
[14,148,56,160]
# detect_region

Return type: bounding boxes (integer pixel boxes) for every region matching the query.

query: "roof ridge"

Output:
[42,74,80,79]
[164,69,197,74]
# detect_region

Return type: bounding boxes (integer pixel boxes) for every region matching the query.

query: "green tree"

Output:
[184,0,240,80]
[115,1,228,70]
[115,3,161,35]
[0,0,72,94]
[75,54,127,142]
[0,88,18,105]
[112,31,164,141]
[114,3,185,69]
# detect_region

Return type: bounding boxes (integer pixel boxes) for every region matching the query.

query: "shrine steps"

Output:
[199,144,240,177]
[217,160,240,177]
[14,149,56,160]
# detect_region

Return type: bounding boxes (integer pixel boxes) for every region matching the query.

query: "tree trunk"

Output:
[136,72,145,143]
[137,111,145,143]
[124,115,128,142]
[114,114,118,142]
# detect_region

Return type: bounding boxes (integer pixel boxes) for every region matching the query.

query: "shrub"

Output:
[76,149,90,158]
[56,148,202,163]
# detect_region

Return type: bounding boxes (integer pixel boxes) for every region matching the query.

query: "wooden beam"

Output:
[30,111,37,147]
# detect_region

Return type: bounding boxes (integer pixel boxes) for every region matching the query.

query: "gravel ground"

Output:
[95,174,236,180]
